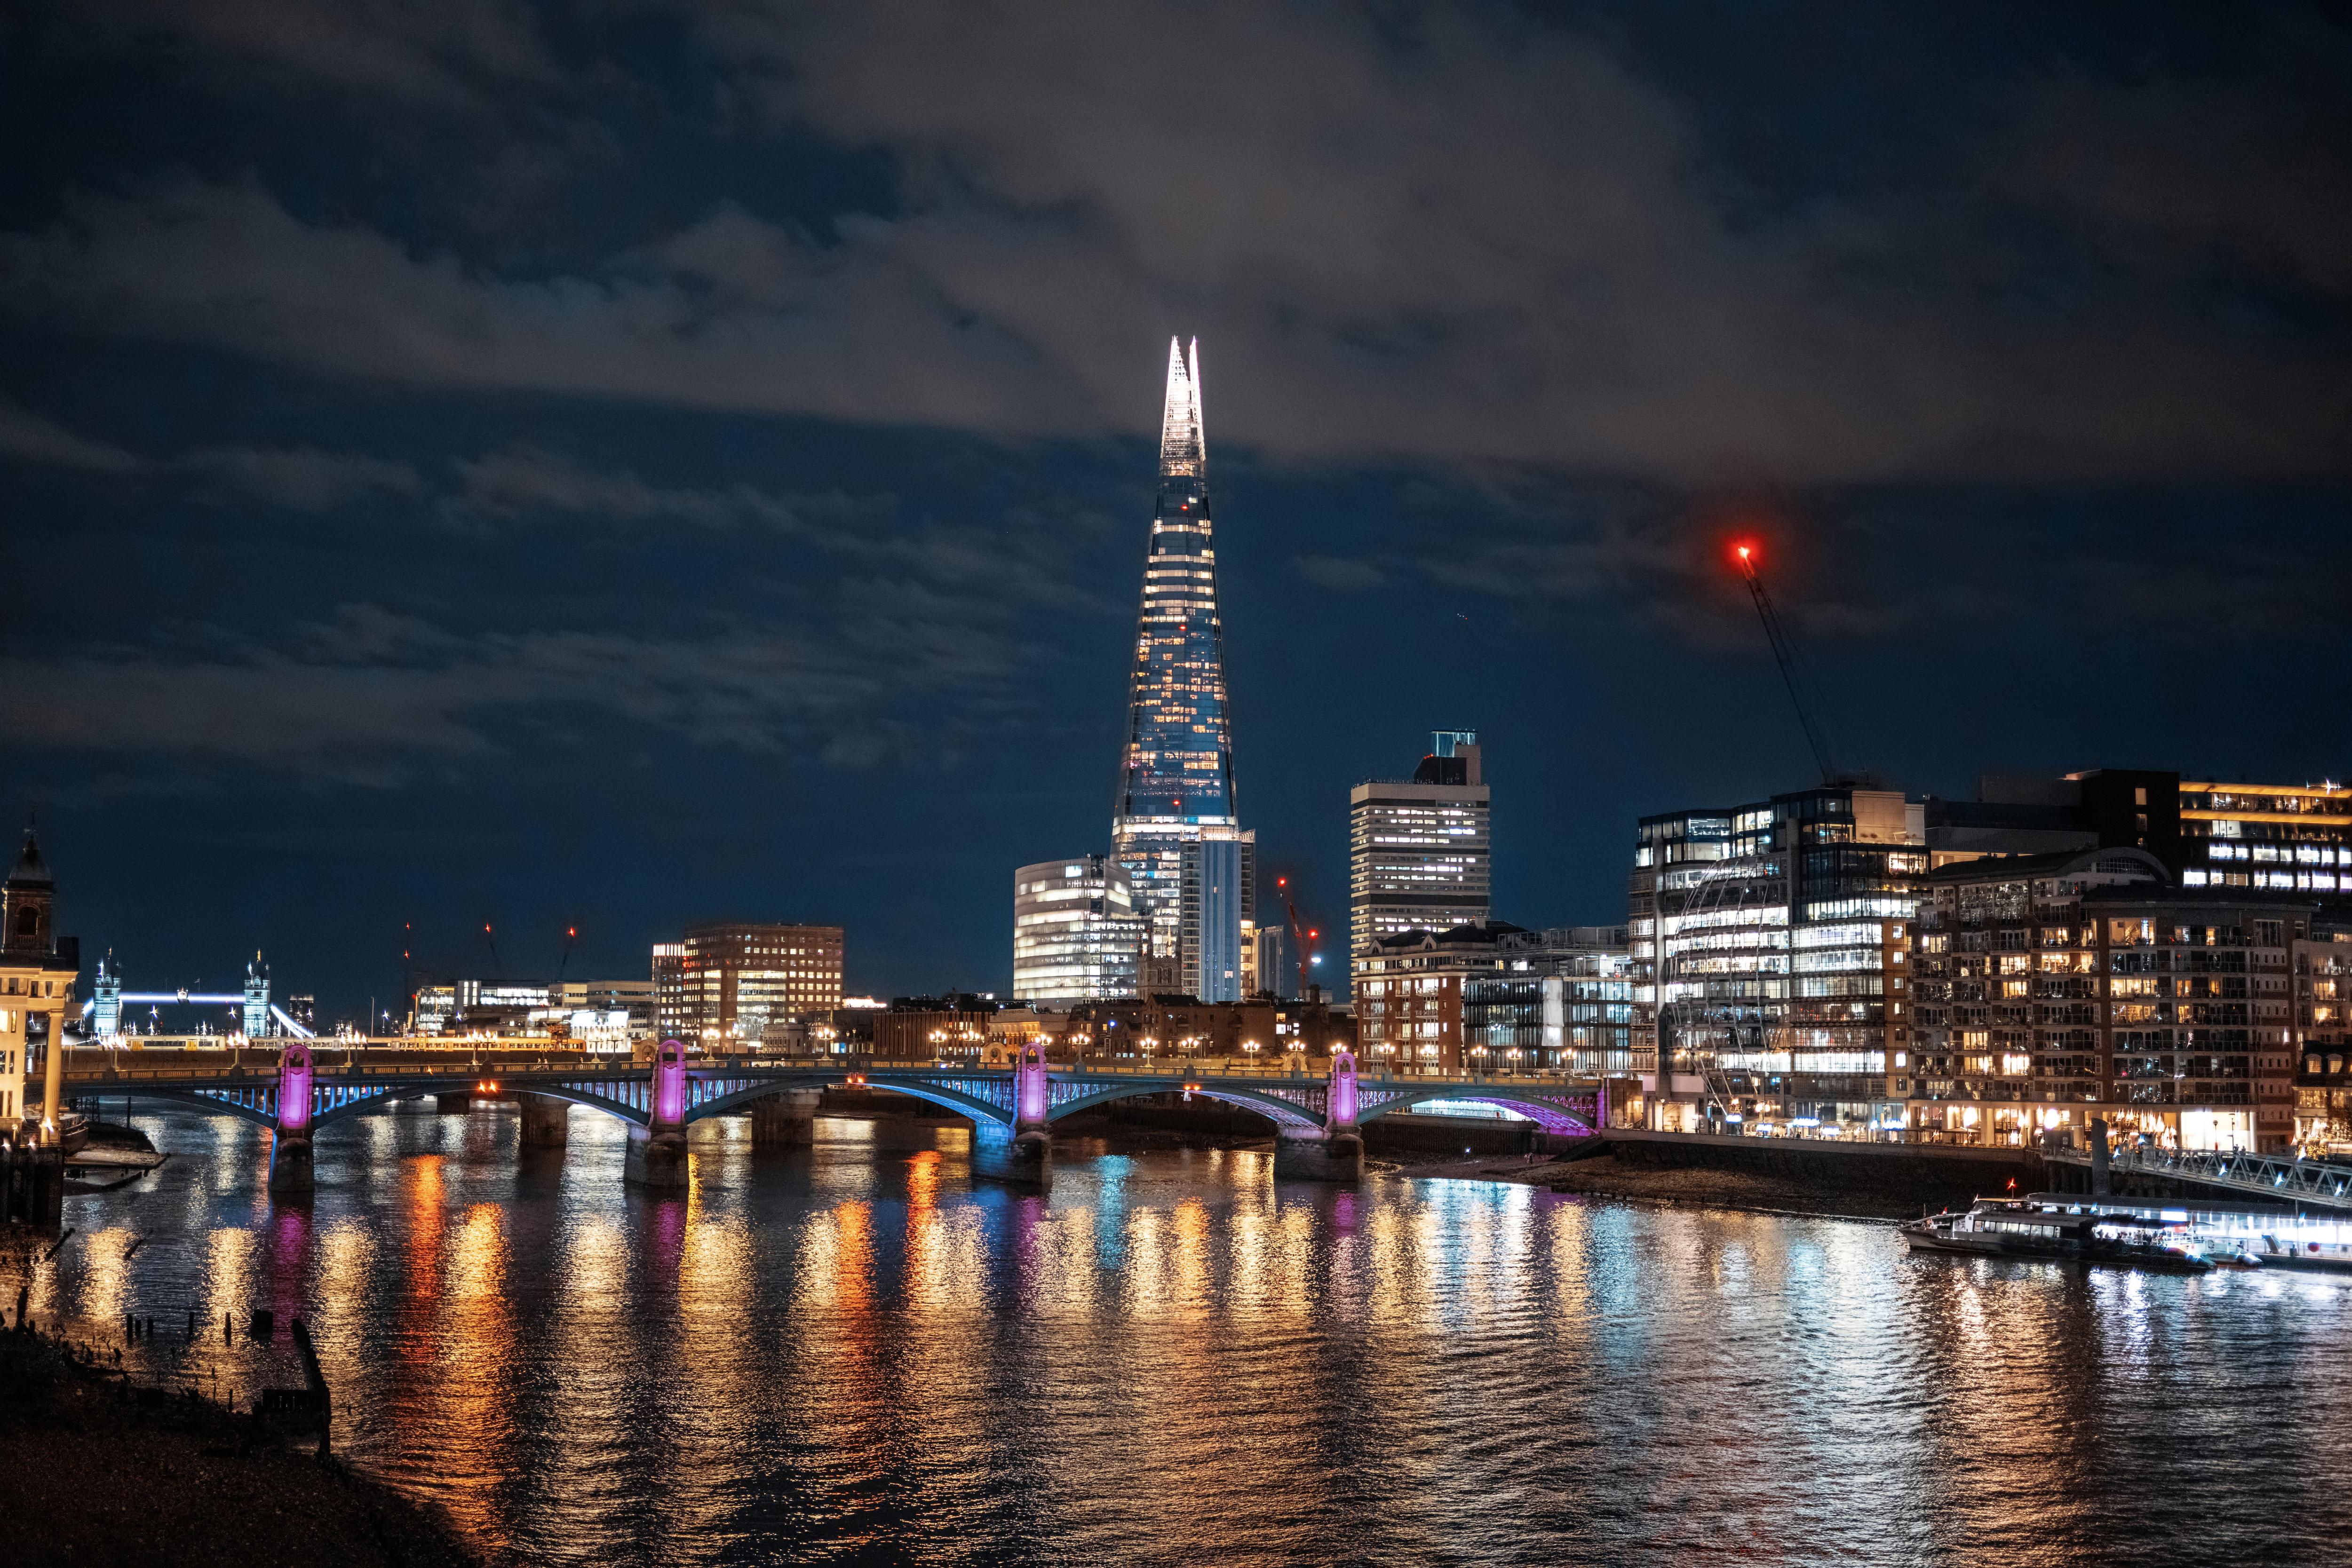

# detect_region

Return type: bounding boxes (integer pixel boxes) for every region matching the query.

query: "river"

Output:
[21,1103,2352,1565]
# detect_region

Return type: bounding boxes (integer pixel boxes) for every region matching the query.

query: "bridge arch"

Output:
[1044,1080,1323,1131]
[684,1075,1015,1129]
[310,1080,655,1131]
[1357,1085,1595,1137]
[111,1085,280,1129]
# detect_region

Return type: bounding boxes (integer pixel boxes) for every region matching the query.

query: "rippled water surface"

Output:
[21,1104,2352,1565]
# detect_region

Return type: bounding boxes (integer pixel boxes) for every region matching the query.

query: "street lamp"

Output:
[1242,1037,1261,1061]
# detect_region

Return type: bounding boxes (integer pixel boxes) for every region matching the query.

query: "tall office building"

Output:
[1350,731,1491,964]
[1111,338,1251,994]
[651,943,687,1041]
[1013,856,1148,1006]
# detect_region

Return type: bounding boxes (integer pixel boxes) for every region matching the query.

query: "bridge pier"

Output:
[1271,1048,1364,1182]
[750,1088,823,1148]
[623,1125,688,1188]
[519,1094,569,1148]
[969,1122,1052,1187]
[968,1043,1053,1188]
[1273,1126,1363,1182]
[623,1039,691,1191]
[268,1129,315,1193]
[267,1043,316,1194]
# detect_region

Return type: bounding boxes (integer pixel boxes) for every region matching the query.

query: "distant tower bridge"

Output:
[85,949,313,1039]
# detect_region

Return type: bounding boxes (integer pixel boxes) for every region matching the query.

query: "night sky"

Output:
[5,4,2348,1023]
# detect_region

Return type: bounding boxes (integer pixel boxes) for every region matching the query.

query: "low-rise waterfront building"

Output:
[874,994,1000,1059]
[1909,847,2320,1151]
[1358,922,1636,1075]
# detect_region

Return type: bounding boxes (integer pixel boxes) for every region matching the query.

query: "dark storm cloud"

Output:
[0,396,424,508]
[66,0,562,110]
[1,607,900,782]
[0,399,143,472]
[5,3,2349,481]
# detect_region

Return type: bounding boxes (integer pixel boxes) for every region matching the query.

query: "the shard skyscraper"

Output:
[1112,338,1252,1000]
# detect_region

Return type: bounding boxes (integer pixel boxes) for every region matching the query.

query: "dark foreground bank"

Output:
[0,1327,484,1568]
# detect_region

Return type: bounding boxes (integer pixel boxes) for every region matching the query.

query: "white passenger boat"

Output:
[1901,1199,2212,1273]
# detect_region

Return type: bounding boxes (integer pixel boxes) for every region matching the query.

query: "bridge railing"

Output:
[2050,1143,2352,1206]
[64,1045,1603,1090]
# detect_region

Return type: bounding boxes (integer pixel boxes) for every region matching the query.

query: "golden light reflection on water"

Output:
[428,1201,517,1544]
[24,1107,2352,1567]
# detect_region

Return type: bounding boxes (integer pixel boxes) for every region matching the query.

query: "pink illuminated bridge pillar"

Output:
[266,1042,316,1195]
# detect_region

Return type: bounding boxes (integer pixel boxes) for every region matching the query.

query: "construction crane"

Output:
[1732,542,1839,785]
[1272,876,1322,999]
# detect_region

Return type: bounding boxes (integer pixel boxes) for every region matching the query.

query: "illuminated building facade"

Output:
[2293,919,2352,1147]
[1357,922,1635,1074]
[1112,338,1249,989]
[1629,785,1926,1134]
[675,923,845,1046]
[1012,856,1147,1006]
[2,830,79,1135]
[1922,770,2352,891]
[2175,779,2352,892]
[1349,732,1491,966]
[1910,848,2315,1152]
[651,943,686,1041]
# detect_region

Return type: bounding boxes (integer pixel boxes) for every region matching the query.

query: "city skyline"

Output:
[5,6,2351,1020]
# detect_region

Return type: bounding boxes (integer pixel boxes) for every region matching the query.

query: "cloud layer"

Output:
[5,2,2349,482]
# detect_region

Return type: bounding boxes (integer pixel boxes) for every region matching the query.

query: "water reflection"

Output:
[10,1105,2352,1565]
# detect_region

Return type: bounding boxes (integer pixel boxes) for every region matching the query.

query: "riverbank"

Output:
[0,1328,485,1568]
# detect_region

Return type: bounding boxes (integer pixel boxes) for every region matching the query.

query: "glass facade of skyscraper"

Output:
[1112,337,1247,988]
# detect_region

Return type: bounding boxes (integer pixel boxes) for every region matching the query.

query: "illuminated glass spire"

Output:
[1113,337,1247,972]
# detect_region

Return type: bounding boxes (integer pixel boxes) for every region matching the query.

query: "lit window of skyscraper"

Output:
[1112,338,1251,986]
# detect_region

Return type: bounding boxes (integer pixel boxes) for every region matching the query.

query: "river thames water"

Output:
[19,1103,2352,1565]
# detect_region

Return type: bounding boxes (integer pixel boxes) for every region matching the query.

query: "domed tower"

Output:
[2,829,55,958]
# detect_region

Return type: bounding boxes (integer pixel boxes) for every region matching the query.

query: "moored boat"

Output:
[1901,1198,2212,1273]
